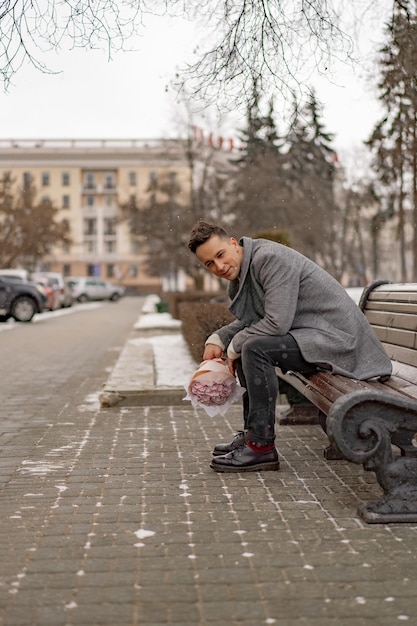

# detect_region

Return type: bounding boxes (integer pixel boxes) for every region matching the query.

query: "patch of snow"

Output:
[140,294,161,314]
[149,334,196,387]
[65,601,78,610]
[18,461,65,476]
[134,312,182,330]
[134,529,155,540]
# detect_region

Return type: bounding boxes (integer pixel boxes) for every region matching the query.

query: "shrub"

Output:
[165,291,227,319]
[178,300,235,363]
[254,228,292,247]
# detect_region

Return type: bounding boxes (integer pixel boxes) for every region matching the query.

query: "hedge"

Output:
[177,300,235,364]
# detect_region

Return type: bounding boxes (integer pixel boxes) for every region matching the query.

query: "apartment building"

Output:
[0,138,192,292]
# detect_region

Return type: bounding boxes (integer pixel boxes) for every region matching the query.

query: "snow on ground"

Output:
[149,334,196,387]
[134,312,182,331]
[137,295,197,387]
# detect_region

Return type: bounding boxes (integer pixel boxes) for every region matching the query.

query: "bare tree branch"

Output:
[0,0,158,87]
[176,0,355,110]
[0,0,383,113]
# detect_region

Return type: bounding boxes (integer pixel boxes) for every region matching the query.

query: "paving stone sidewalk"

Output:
[1,302,417,626]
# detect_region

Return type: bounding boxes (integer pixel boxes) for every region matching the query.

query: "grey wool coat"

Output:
[213,237,392,381]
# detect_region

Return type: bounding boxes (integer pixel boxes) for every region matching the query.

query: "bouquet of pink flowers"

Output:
[184,358,246,416]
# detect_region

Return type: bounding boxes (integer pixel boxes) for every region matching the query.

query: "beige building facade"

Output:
[0,138,192,292]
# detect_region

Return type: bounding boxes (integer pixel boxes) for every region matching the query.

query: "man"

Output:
[188,221,392,473]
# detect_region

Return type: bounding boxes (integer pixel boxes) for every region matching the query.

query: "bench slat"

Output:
[392,360,417,383]
[366,301,417,314]
[366,310,417,331]
[368,290,417,303]
[372,326,417,348]
[384,379,417,401]
[381,342,417,367]
[307,370,413,401]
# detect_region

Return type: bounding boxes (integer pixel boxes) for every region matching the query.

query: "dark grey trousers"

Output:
[235,334,317,445]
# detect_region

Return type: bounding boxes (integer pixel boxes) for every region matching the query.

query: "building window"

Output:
[85,241,97,254]
[104,173,115,189]
[87,263,100,277]
[84,218,96,235]
[23,172,32,189]
[105,240,115,253]
[148,171,158,190]
[63,264,71,276]
[104,218,116,235]
[62,172,70,186]
[42,172,50,186]
[129,171,136,186]
[86,195,94,207]
[129,264,138,277]
[107,264,114,278]
[85,173,95,189]
[62,195,70,208]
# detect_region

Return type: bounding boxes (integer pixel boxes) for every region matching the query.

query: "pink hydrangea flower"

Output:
[184,358,246,416]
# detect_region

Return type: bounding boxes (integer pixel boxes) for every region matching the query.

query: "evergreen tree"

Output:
[228,83,287,237]
[367,0,417,280]
[284,90,340,275]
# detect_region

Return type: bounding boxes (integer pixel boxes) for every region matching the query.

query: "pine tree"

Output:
[284,90,340,275]
[367,0,417,280]
[228,83,287,237]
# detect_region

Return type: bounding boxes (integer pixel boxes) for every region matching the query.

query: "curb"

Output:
[99,303,196,408]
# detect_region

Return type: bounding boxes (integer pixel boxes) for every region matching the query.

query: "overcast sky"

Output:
[0,7,388,163]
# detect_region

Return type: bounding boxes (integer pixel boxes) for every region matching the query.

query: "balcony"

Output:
[82,184,117,194]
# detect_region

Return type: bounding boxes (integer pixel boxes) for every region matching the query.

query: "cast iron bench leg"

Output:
[327,390,417,523]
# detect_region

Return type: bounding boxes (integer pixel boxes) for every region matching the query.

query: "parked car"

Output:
[61,281,74,308]
[31,272,70,308]
[33,276,61,311]
[65,278,125,302]
[0,276,47,322]
[0,268,30,282]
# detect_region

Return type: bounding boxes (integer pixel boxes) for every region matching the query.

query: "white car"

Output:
[66,277,125,302]
[31,272,70,308]
[0,269,30,281]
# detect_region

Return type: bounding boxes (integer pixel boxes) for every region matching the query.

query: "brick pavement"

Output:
[1,299,417,625]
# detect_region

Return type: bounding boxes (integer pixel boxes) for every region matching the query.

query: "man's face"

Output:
[196,235,243,281]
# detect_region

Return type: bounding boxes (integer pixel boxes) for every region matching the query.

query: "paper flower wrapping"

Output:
[183,358,246,416]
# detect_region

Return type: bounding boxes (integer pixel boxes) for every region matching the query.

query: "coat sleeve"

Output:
[230,252,301,354]
[215,318,248,349]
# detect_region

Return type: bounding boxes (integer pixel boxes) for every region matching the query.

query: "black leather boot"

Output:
[210,441,280,473]
[212,430,246,456]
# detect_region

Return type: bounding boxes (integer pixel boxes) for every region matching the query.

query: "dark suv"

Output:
[0,276,47,322]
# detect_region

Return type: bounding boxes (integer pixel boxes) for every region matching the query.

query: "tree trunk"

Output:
[412,115,417,281]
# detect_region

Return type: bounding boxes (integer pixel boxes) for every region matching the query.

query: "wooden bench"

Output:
[277,281,417,524]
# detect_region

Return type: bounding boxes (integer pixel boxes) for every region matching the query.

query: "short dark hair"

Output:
[188,221,229,253]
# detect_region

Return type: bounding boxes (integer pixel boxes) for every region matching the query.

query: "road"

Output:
[0,297,144,464]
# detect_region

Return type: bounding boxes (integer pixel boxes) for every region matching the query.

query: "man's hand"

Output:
[203,343,223,360]
[227,357,237,376]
